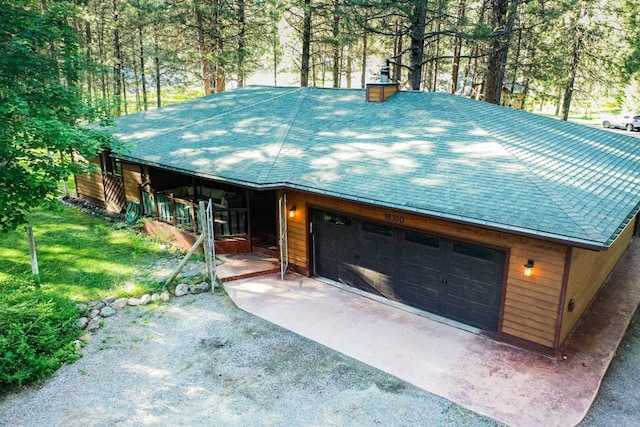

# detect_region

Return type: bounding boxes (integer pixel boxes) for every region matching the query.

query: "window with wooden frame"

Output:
[101,150,122,177]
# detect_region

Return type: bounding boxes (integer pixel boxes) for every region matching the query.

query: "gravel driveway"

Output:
[0,290,499,427]
[0,287,637,426]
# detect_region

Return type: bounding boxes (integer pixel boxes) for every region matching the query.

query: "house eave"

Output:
[280,182,614,252]
[114,154,634,252]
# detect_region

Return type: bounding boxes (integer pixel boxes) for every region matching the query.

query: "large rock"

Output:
[160,291,171,302]
[151,293,160,302]
[100,306,116,317]
[128,297,141,306]
[196,282,210,293]
[111,298,128,309]
[88,309,101,319]
[86,317,101,331]
[77,317,89,330]
[103,296,117,304]
[139,294,151,305]
[90,301,106,310]
[174,283,190,297]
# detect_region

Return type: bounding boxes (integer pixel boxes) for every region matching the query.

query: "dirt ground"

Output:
[0,288,637,426]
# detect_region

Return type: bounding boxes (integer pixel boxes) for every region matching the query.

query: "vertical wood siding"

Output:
[282,189,567,350]
[74,156,105,202]
[122,163,143,203]
[560,220,635,342]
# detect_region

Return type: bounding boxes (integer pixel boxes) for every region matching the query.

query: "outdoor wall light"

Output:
[288,205,297,218]
[523,259,535,277]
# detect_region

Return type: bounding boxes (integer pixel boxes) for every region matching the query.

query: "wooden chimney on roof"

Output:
[366,58,399,102]
[365,82,400,102]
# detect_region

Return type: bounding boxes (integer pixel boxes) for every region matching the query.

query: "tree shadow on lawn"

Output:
[0,206,170,301]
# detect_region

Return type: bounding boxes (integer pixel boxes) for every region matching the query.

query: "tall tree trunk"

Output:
[561,2,588,121]
[154,32,161,108]
[84,20,93,105]
[273,19,279,86]
[332,0,340,88]
[131,41,141,112]
[346,45,352,88]
[97,5,108,103]
[194,2,214,95]
[237,0,246,87]
[122,72,128,115]
[393,17,403,81]
[361,30,367,88]
[484,0,516,105]
[112,0,123,116]
[214,0,225,93]
[138,25,148,110]
[432,22,441,91]
[301,0,312,87]
[408,1,427,90]
[451,0,466,94]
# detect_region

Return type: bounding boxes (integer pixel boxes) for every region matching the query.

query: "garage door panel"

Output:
[396,286,441,313]
[446,296,499,329]
[401,248,422,266]
[472,266,502,283]
[421,250,444,266]
[377,242,396,259]
[447,278,499,305]
[448,264,471,279]
[313,209,505,333]
[340,263,381,296]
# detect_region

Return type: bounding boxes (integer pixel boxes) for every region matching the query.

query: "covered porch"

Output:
[136,166,279,255]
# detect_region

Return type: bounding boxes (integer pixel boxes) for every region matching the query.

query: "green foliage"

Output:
[0,0,118,233]
[0,204,166,301]
[0,276,82,391]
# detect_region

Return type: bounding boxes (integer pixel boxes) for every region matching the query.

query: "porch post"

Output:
[153,189,159,220]
[246,188,252,251]
[170,193,177,226]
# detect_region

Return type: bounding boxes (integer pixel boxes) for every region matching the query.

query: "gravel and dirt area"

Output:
[0,289,500,427]
[0,283,637,426]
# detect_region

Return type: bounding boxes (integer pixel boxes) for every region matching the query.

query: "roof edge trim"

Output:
[113,155,617,251]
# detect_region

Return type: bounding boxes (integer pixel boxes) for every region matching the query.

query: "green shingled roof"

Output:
[111,86,640,249]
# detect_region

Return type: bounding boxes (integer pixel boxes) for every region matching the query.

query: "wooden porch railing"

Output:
[140,189,248,238]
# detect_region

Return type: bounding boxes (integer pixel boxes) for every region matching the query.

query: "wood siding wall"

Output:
[123,163,143,203]
[282,190,567,349]
[75,156,105,203]
[560,220,635,342]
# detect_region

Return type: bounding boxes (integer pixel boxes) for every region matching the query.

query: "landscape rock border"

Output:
[74,281,212,348]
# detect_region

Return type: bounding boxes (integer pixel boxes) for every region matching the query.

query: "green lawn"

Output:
[0,202,169,302]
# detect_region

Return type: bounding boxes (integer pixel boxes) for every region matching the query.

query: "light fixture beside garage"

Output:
[524,259,535,277]
[289,205,297,218]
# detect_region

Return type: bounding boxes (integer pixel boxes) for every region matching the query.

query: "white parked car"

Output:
[602,114,640,131]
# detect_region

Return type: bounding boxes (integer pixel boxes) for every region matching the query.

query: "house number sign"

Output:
[384,213,405,224]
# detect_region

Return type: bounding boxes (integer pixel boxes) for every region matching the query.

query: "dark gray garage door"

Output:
[313,210,506,332]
